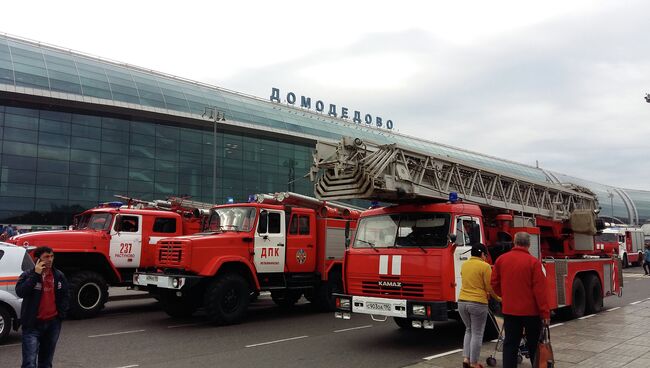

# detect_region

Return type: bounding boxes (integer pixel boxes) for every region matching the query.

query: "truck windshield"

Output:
[596,233,618,242]
[77,213,113,231]
[206,207,256,232]
[353,213,451,248]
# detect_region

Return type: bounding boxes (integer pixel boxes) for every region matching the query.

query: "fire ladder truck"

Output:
[310,137,622,329]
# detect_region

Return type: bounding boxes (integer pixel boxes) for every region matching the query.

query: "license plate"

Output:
[366,302,391,312]
[145,275,158,283]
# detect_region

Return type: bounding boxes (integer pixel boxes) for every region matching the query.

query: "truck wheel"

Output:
[393,317,414,329]
[0,305,12,343]
[569,277,586,318]
[159,291,199,318]
[584,274,603,314]
[204,273,250,325]
[636,252,644,267]
[314,272,343,312]
[271,290,302,308]
[68,271,109,319]
[622,254,629,268]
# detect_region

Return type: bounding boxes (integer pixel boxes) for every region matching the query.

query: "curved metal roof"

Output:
[1,33,648,223]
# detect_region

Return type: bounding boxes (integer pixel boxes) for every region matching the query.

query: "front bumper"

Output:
[133,272,202,291]
[333,293,448,325]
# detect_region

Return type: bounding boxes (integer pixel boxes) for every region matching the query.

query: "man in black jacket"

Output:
[15,246,69,368]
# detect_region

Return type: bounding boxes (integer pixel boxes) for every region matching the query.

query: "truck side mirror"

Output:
[448,233,457,244]
[114,215,122,233]
[258,210,268,234]
[344,221,351,249]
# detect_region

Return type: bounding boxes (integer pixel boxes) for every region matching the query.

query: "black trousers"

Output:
[643,261,650,275]
[502,314,542,368]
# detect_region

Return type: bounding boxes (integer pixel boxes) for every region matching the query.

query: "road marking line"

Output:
[549,323,564,328]
[423,348,463,360]
[115,365,139,368]
[334,325,373,333]
[167,323,203,329]
[245,335,308,348]
[606,307,621,312]
[630,300,644,305]
[0,343,21,348]
[578,314,596,320]
[88,329,145,338]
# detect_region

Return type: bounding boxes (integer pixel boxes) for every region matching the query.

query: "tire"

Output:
[569,277,586,318]
[203,273,250,325]
[271,290,302,308]
[313,272,343,312]
[0,305,12,343]
[68,271,109,319]
[393,317,413,329]
[159,291,199,318]
[636,253,644,267]
[584,274,603,314]
[622,254,629,269]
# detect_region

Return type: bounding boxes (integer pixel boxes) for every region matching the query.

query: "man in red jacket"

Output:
[491,232,550,368]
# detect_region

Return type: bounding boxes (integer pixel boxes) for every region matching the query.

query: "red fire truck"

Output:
[133,192,360,324]
[8,196,212,318]
[310,137,623,330]
[600,227,646,268]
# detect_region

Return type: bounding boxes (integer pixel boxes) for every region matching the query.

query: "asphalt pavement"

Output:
[1,268,649,368]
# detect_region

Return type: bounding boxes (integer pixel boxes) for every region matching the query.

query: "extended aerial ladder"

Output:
[310,137,598,220]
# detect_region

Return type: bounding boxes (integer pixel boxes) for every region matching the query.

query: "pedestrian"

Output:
[6,223,15,237]
[491,232,550,368]
[458,243,501,368]
[15,246,69,368]
[643,244,650,276]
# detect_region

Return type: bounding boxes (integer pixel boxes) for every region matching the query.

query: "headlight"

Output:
[171,278,180,288]
[412,304,426,316]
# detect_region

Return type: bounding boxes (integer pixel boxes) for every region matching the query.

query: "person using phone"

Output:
[15,246,69,368]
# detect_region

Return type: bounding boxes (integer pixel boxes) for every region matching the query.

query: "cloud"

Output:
[222,2,650,190]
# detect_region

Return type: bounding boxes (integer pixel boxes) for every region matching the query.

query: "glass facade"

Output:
[0,33,649,225]
[0,104,313,224]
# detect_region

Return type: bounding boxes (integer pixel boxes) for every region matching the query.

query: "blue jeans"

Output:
[21,319,62,368]
[458,301,488,363]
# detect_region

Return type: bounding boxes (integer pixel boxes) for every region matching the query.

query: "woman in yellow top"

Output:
[458,244,500,368]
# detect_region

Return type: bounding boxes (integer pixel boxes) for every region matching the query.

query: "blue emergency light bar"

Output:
[448,192,458,203]
[99,201,123,208]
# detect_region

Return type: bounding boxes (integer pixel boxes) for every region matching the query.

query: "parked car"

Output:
[0,242,33,343]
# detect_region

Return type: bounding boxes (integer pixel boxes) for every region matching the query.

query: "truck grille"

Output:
[361,279,425,298]
[158,241,185,266]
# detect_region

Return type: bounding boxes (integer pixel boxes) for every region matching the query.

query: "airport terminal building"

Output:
[0,34,648,226]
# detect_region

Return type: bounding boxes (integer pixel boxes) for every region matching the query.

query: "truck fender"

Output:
[62,251,123,284]
[199,256,261,290]
[323,260,343,281]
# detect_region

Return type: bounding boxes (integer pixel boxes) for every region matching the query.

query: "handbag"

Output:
[533,325,555,368]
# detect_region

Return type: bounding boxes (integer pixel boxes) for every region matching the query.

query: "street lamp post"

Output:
[607,190,614,223]
[202,107,226,204]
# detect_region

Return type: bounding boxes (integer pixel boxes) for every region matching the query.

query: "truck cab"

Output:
[340,202,484,328]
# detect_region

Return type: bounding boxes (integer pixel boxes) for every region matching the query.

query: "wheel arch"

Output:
[55,252,121,284]
[214,259,260,291]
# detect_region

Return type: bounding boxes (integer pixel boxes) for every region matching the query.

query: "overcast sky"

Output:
[3,1,650,189]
